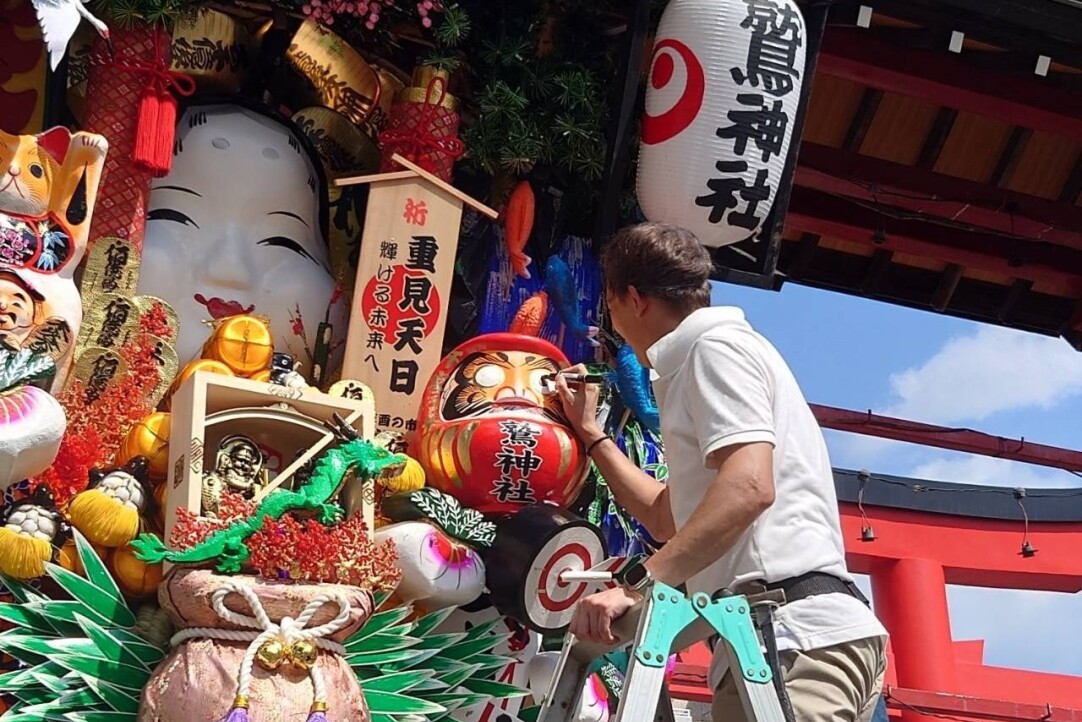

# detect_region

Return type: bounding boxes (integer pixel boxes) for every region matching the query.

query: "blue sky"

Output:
[710,280,1082,677]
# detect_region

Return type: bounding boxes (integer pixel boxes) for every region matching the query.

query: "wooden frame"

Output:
[164,372,377,551]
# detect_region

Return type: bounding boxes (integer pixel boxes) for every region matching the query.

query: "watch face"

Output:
[624,563,648,586]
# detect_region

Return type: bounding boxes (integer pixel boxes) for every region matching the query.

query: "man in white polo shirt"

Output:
[555,223,887,721]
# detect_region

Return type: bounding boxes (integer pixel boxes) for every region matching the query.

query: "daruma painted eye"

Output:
[473,364,504,388]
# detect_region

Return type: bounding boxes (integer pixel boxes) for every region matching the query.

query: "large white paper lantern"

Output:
[636,0,807,248]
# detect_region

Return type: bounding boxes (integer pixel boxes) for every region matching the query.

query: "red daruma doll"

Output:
[415,333,589,516]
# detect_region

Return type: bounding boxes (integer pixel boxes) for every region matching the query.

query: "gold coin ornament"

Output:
[203,315,275,375]
[167,359,235,407]
[122,412,172,478]
[248,368,272,384]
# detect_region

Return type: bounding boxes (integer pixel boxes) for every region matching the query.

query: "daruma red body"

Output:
[416,333,588,515]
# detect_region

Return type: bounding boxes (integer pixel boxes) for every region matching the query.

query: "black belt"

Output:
[760,571,871,607]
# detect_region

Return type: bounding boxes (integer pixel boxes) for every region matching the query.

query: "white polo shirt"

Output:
[646,306,886,687]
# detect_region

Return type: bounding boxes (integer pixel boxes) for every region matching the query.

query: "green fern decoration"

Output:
[0,349,56,393]
[0,531,161,722]
[382,488,498,548]
[0,536,527,722]
[348,599,528,720]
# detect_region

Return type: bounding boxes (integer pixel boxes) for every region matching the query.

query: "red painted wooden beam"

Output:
[884,686,1082,722]
[840,504,1082,592]
[810,404,1082,473]
[785,186,1082,293]
[796,143,1082,250]
[817,27,1082,140]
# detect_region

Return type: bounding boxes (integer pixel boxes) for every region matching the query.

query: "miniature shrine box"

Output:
[164,371,377,552]
[336,154,497,446]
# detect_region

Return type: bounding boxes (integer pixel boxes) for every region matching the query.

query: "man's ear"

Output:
[627,285,648,317]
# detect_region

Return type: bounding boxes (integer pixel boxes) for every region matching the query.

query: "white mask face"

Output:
[139,104,346,374]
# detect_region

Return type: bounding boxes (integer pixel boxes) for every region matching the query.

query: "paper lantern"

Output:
[636,0,807,247]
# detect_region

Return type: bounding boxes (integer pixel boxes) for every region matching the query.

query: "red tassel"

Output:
[151,84,178,177]
[132,86,161,173]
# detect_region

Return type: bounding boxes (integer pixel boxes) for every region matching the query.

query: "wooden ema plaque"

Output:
[164,371,376,560]
[337,154,496,446]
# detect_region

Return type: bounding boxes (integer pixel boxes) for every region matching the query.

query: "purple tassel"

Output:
[221,705,250,722]
[306,711,329,722]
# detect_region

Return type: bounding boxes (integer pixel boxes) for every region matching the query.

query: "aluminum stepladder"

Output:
[536,580,787,722]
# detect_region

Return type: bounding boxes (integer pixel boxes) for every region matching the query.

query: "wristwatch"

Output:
[616,555,654,592]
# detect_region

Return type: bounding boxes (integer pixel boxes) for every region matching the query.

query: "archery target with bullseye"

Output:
[528,531,606,625]
[486,504,607,635]
[637,0,807,248]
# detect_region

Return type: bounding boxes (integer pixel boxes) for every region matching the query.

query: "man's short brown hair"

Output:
[600,222,713,313]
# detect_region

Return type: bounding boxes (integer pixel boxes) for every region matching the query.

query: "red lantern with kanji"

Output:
[416,333,588,515]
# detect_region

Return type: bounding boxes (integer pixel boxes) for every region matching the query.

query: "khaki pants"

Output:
[712,636,886,722]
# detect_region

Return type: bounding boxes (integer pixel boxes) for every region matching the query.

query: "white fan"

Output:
[31,0,110,71]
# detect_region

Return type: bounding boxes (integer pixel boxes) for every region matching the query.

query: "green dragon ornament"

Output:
[131,415,407,573]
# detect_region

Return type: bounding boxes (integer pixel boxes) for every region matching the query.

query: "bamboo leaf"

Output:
[102,628,166,667]
[409,606,459,638]
[71,531,124,604]
[347,605,413,643]
[460,677,531,699]
[421,690,491,711]
[79,674,141,713]
[435,662,483,689]
[382,646,442,672]
[0,603,74,636]
[75,614,154,671]
[50,653,149,691]
[362,689,447,716]
[43,563,135,628]
[441,635,506,661]
[344,631,422,655]
[346,647,421,666]
[0,633,107,661]
[65,712,139,722]
[0,573,33,603]
[359,669,434,693]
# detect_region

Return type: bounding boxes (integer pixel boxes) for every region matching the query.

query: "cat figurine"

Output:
[0,126,108,392]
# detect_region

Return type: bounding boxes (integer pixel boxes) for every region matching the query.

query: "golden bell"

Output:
[289,639,319,670]
[255,639,287,670]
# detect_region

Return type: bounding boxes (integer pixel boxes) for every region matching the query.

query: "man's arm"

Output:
[644,441,774,586]
[554,370,675,540]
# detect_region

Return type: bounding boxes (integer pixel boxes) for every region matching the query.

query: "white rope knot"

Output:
[170,581,351,714]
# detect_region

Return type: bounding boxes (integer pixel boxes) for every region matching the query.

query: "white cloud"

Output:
[947,585,1082,676]
[882,325,1082,425]
[909,454,1081,489]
